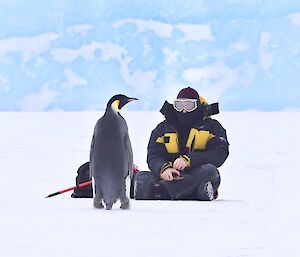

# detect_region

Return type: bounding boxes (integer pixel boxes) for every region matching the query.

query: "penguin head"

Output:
[107,94,138,113]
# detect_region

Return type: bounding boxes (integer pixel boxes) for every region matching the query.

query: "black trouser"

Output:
[132,164,220,200]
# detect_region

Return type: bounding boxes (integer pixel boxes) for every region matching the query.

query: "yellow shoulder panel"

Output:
[155,133,179,154]
[186,129,215,150]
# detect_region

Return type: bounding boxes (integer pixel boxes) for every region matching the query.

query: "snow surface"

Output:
[0,111,299,257]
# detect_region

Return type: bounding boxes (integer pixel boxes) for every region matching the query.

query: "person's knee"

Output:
[191,164,221,200]
[192,164,219,177]
[190,164,220,188]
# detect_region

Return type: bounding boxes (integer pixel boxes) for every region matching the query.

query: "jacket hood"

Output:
[159,100,220,126]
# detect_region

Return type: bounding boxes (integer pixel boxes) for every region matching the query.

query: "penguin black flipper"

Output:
[124,132,133,179]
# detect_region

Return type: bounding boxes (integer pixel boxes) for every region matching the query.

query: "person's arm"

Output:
[147,123,173,177]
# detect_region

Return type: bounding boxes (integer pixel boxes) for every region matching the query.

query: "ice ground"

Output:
[0,111,299,257]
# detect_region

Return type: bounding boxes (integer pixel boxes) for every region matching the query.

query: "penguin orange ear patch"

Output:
[111,100,120,112]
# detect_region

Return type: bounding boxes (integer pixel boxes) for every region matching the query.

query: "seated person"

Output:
[134,87,229,200]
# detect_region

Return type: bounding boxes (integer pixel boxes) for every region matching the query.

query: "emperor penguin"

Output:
[90,94,137,210]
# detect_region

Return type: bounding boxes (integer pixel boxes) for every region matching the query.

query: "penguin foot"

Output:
[93,198,104,209]
[105,203,113,210]
[120,199,130,209]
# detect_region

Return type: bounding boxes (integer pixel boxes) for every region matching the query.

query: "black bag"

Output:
[71,162,93,198]
[133,171,170,200]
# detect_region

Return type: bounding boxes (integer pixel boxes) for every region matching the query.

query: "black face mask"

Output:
[175,105,206,128]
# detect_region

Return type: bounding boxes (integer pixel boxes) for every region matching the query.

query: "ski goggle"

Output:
[173,98,198,112]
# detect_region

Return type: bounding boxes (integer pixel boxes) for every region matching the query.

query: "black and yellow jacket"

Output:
[147,101,229,177]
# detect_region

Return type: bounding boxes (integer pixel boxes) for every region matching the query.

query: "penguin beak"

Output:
[127,97,138,102]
